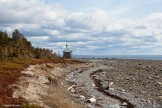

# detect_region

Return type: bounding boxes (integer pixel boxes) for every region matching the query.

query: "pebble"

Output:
[79,95,85,99]
[109,88,114,91]
[122,102,127,106]
[158,96,162,99]
[92,83,96,87]
[108,104,120,108]
[87,104,95,108]
[75,95,86,102]
[157,81,162,85]
[121,89,126,92]
[109,82,114,88]
[70,88,76,93]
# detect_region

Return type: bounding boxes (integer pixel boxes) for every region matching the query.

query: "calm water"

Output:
[73,55,162,60]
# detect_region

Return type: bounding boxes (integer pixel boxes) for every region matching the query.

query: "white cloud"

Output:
[0,0,162,55]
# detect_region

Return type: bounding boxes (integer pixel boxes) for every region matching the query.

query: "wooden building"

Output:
[63,43,72,59]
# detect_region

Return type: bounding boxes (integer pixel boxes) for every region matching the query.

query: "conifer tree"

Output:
[0,29,57,60]
[12,29,23,40]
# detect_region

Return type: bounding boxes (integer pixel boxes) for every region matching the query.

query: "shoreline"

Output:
[78,58,162,107]
[76,57,162,62]
[11,61,90,108]
[5,58,162,108]
[73,55,162,61]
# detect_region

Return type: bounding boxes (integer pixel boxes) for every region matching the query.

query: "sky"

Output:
[0,0,162,55]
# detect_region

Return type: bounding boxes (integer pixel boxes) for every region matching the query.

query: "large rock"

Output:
[87,98,96,103]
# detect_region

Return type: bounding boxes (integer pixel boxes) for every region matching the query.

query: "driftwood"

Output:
[67,85,75,91]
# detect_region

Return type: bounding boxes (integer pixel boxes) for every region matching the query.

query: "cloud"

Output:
[0,0,162,55]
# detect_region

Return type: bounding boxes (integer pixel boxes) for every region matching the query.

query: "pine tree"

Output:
[12,29,23,40]
[0,30,58,60]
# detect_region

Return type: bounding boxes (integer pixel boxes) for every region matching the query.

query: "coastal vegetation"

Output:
[0,29,60,107]
[0,58,83,107]
[0,58,51,106]
[0,29,84,107]
[0,29,57,60]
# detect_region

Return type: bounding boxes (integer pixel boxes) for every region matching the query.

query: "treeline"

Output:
[0,29,57,59]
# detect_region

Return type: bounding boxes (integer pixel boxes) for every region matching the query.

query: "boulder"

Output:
[87,98,96,103]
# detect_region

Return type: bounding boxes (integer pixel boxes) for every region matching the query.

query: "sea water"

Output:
[73,55,162,60]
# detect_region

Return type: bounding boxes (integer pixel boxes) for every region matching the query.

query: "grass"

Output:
[43,62,85,108]
[0,58,84,107]
[47,76,58,86]
[22,103,43,108]
[43,82,84,108]
[0,58,61,106]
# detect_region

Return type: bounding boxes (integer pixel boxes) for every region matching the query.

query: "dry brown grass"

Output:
[0,58,84,107]
[43,80,85,108]
[0,58,65,106]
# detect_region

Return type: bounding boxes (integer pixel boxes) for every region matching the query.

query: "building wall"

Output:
[63,52,71,59]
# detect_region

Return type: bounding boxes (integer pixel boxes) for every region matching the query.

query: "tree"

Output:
[12,29,24,40]
[0,31,9,45]
[0,29,58,60]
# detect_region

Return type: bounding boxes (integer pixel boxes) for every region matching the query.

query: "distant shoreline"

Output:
[73,55,162,60]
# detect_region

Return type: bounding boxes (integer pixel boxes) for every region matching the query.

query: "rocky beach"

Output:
[11,58,162,108]
[1,0,162,107]
[69,58,162,108]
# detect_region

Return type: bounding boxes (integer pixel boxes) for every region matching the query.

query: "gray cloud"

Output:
[0,0,162,55]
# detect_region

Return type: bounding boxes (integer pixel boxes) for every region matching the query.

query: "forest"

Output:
[0,29,57,60]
